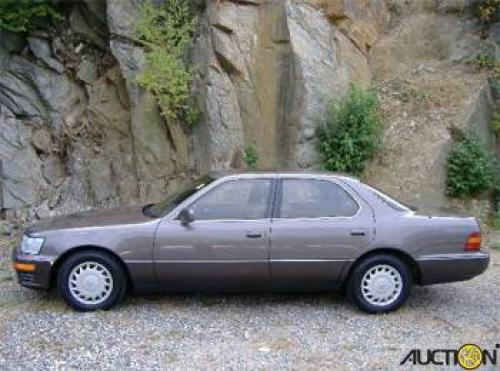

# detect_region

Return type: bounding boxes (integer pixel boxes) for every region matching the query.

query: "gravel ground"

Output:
[0,236,499,370]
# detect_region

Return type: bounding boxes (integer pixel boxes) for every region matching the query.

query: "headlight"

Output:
[21,235,45,255]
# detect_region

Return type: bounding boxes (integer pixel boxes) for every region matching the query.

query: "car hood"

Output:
[26,206,156,234]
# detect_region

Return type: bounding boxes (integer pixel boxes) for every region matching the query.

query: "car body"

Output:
[13,172,489,313]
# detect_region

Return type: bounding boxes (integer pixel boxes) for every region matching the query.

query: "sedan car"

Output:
[13,172,489,313]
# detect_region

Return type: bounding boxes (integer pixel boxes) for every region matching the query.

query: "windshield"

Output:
[143,175,216,218]
[361,184,411,212]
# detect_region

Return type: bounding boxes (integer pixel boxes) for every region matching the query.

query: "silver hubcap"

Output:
[68,261,113,305]
[361,264,403,306]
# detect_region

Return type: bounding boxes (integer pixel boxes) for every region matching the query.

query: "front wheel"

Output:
[347,254,412,314]
[57,250,127,311]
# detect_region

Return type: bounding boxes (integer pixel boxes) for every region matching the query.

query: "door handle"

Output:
[350,229,366,236]
[246,231,262,238]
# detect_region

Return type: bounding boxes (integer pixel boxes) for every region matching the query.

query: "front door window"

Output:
[190,179,273,220]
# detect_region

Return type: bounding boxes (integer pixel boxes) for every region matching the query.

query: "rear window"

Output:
[362,184,410,212]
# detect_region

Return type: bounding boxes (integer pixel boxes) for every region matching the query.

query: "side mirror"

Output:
[178,207,195,225]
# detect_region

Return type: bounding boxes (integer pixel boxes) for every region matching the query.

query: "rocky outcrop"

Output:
[107,0,191,203]
[286,0,387,167]
[0,3,141,221]
[196,0,389,170]
[364,1,498,216]
[0,0,497,223]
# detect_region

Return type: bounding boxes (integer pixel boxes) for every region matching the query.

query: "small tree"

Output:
[316,85,381,175]
[136,0,200,125]
[446,136,494,198]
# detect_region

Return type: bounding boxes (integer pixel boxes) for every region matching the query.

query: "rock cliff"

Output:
[0,0,498,224]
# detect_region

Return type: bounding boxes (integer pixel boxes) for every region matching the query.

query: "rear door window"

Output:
[278,179,359,218]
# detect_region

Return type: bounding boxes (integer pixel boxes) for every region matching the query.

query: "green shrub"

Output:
[244,145,259,169]
[446,136,494,198]
[316,85,381,175]
[136,0,200,125]
[0,0,61,33]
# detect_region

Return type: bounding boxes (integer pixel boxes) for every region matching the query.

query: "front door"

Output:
[154,178,275,290]
[270,178,374,289]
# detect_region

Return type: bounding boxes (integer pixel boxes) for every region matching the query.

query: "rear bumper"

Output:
[417,252,489,285]
[12,250,54,290]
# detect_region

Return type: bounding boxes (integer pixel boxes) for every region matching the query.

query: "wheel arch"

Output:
[344,248,422,285]
[49,245,134,291]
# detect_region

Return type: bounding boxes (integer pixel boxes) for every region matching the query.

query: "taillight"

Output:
[465,232,481,251]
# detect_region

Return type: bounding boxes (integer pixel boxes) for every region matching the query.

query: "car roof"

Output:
[209,170,359,182]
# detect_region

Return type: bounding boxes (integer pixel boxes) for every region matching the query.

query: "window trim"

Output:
[173,178,277,222]
[273,178,362,220]
[360,183,411,212]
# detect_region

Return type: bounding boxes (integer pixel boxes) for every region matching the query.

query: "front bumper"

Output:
[417,251,490,285]
[12,249,54,290]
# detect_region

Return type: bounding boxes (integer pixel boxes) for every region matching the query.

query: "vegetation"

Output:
[446,135,495,198]
[316,85,381,175]
[244,145,259,169]
[473,55,500,134]
[474,52,496,69]
[472,52,500,79]
[477,0,500,25]
[491,113,500,133]
[495,183,500,219]
[398,84,431,103]
[0,0,61,33]
[491,213,500,230]
[136,0,200,126]
[472,52,500,118]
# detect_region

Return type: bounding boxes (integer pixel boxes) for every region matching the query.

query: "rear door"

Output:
[154,178,275,290]
[270,177,374,289]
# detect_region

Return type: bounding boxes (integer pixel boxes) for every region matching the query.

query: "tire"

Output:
[57,250,127,312]
[347,254,412,314]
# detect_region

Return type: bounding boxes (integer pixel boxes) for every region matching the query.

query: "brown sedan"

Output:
[13,172,489,313]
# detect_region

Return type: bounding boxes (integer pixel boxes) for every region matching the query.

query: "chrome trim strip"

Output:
[151,259,352,264]
[271,216,358,222]
[155,260,267,264]
[271,259,353,263]
[417,253,489,261]
[169,218,271,224]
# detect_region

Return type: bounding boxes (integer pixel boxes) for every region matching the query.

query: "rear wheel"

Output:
[347,254,412,314]
[57,250,126,311]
